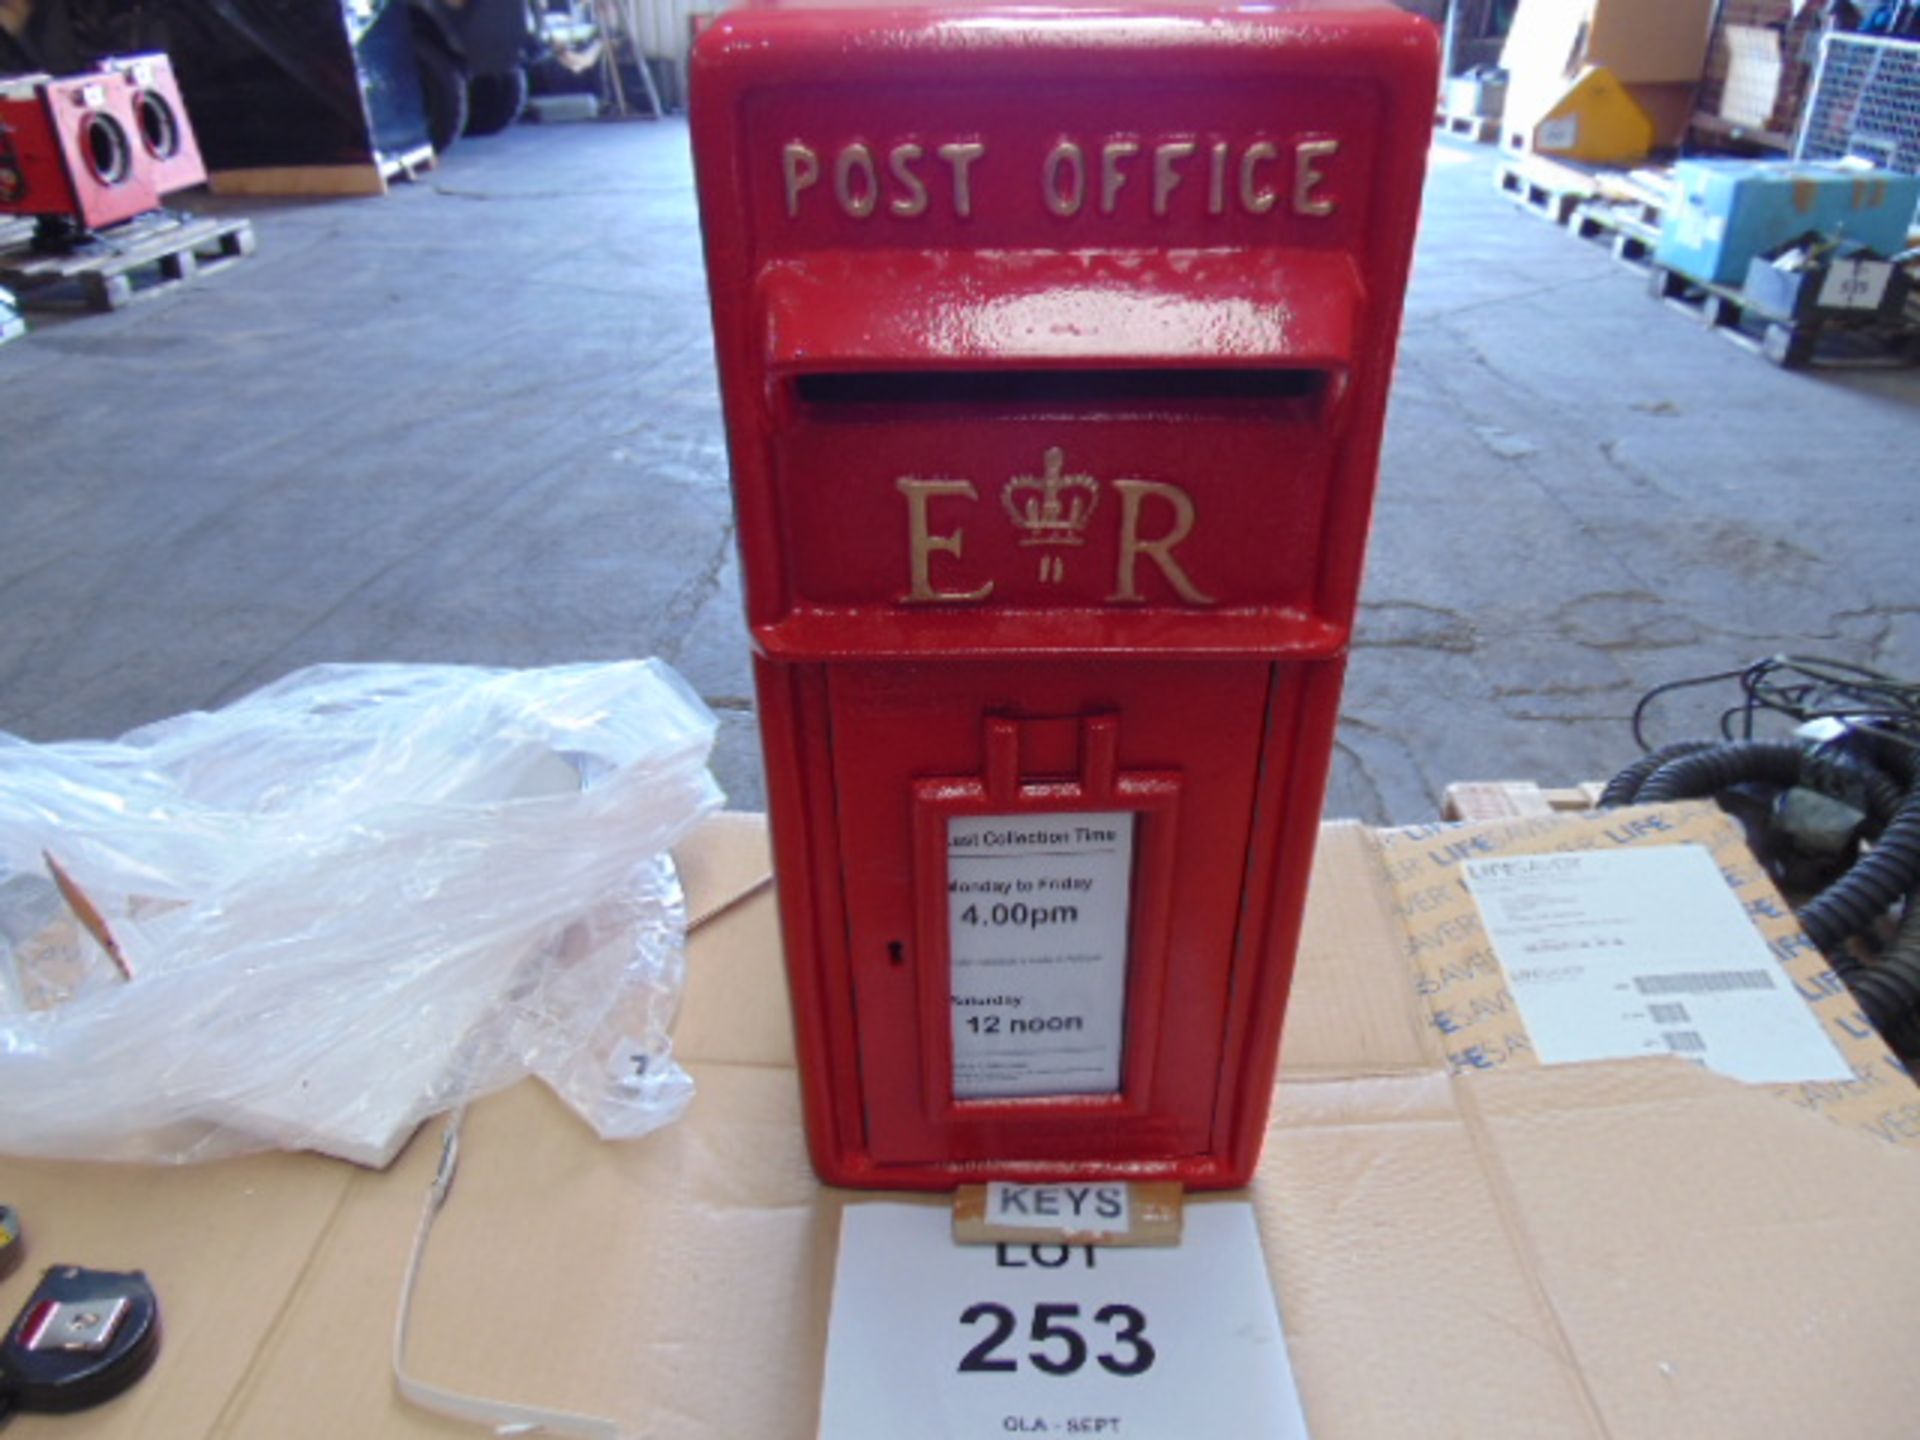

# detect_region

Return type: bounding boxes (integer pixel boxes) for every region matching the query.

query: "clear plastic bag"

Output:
[0,660,723,1165]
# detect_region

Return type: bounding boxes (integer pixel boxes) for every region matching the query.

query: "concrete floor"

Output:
[1,123,1915,822]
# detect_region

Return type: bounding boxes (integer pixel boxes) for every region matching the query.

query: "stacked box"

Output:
[1656,159,1920,285]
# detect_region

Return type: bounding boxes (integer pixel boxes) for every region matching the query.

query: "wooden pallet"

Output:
[1442,780,1606,823]
[1494,156,1597,225]
[382,143,437,184]
[0,216,33,250]
[1568,198,1661,267]
[1646,262,1920,370]
[0,211,255,313]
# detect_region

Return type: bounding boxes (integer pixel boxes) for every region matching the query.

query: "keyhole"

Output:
[887,940,905,967]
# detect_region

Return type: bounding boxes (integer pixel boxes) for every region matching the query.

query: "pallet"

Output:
[1645,263,1920,370]
[1568,199,1661,267]
[1494,157,1597,225]
[0,211,255,313]
[0,293,23,346]
[1435,108,1500,144]
[0,215,32,251]
[1442,780,1605,823]
[382,144,438,185]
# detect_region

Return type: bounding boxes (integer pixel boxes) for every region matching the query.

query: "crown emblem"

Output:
[1002,447,1099,549]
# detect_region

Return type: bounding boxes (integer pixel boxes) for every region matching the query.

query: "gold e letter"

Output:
[1108,480,1214,605]
[898,478,994,604]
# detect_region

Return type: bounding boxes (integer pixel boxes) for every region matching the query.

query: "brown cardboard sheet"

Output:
[9,808,1920,1439]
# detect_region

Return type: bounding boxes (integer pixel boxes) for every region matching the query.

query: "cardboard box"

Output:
[1501,0,1716,154]
[1371,802,1920,1147]
[8,808,1920,1438]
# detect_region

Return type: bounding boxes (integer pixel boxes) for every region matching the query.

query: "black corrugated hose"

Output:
[1603,732,1920,1062]
[1595,740,1716,808]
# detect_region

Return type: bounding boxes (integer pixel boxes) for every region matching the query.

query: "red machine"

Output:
[96,54,206,197]
[0,71,159,229]
[692,0,1436,1189]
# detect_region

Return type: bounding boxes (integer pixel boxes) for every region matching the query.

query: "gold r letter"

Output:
[1108,480,1214,605]
[899,478,994,604]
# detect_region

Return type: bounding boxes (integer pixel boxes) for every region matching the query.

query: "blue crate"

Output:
[1655,160,1920,286]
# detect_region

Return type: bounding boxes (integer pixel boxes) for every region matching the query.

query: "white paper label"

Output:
[818,1203,1310,1440]
[985,1182,1131,1236]
[1817,257,1892,311]
[948,812,1134,1099]
[1538,115,1578,149]
[1465,846,1851,1085]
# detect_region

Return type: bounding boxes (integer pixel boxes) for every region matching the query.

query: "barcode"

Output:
[1648,1002,1691,1025]
[1633,971,1776,996]
[1662,1030,1707,1054]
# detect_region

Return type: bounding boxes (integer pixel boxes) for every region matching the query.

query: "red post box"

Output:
[691,0,1436,1189]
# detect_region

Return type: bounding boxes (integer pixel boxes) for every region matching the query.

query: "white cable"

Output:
[388,869,773,1437]
[391,1108,624,1439]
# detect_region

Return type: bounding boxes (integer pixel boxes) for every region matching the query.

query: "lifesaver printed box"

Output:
[690,0,1438,1190]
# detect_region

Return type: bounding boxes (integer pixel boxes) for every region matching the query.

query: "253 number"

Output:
[957,1302,1156,1378]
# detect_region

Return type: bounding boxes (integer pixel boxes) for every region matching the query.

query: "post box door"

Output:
[828,658,1275,1165]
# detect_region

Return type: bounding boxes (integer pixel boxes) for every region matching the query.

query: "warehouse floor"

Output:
[2,123,1916,821]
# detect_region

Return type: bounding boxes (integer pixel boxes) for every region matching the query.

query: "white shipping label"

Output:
[1817,257,1892,311]
[948,813,1134,1099]
[818,1202,1310,1440]
[1465,845,1851,1085]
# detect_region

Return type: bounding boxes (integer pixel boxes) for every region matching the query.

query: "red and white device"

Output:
[95,54,206,196]
[0,70,159,229]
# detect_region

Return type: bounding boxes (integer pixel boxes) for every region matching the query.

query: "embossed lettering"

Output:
[1108,480,1213,605]
[1151,141,1196,217]
[1207,141,1228,215]
[938,142,986,218]
[888,143,929,217]
[1042,141,1085,217]
[778,132,1343,224]
[781,142,819,218]
[1293,138,1339,217]
[834,143,878,218]
[1099,140,1139,214]
[1238,141,1278,214]
[899,478,993,604]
